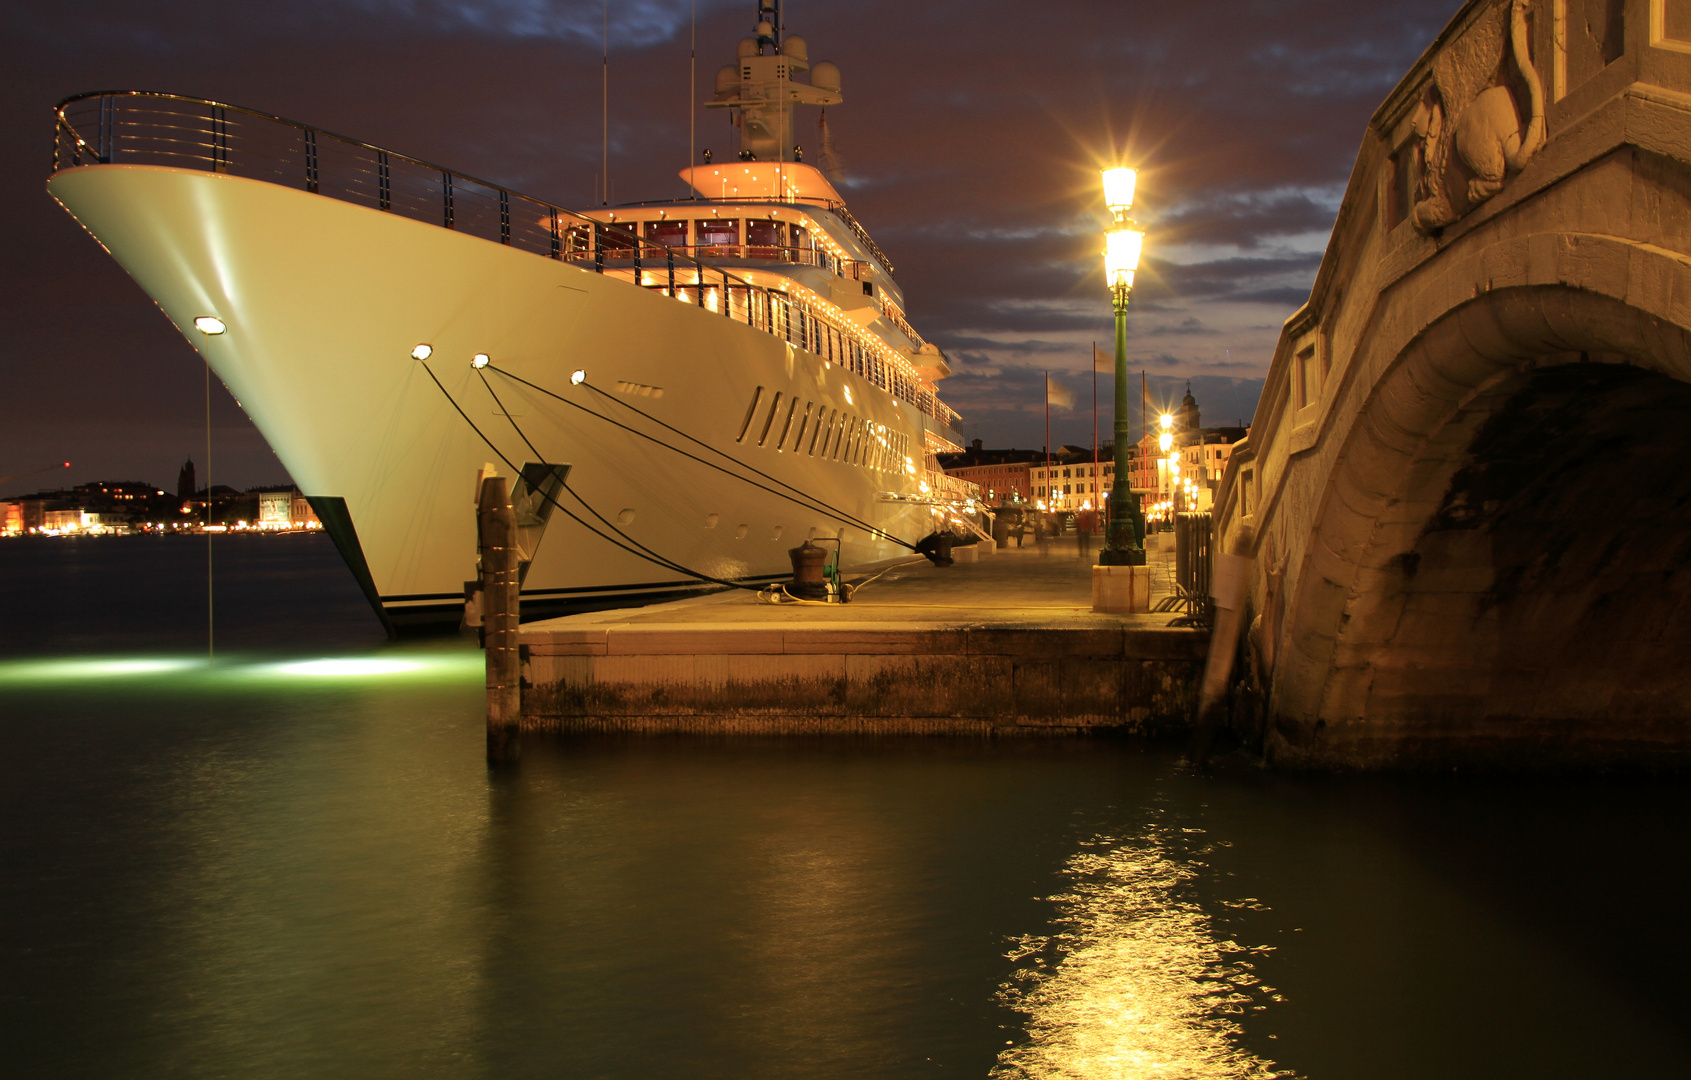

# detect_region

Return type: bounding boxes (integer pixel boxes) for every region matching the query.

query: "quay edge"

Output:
[518,622,1208,737]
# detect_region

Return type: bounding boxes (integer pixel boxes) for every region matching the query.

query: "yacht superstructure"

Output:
[46,4,968,631]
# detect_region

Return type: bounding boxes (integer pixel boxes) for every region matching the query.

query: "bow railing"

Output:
[51,91,953,436]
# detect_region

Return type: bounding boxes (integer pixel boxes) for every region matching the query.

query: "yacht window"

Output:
[777,396,798,449]
[696,218,739,252]
[645,220,689,248]
[736,386,764,443]
[810,408,832,455]
[790,223,810,262]
[746,220,785,258]
[794,401,813,451]
[596,223,634,252]
[758,391,783,446]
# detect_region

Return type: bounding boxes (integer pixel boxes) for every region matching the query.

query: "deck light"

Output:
[570,369,587,385]
[194,316,226,335]
[471,353,490,369]
[411,343,433,361]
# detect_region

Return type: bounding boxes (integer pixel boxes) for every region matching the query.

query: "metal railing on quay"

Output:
[1154,511,1213,627]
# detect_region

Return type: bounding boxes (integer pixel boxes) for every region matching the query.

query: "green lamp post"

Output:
[1098,167,1147,566]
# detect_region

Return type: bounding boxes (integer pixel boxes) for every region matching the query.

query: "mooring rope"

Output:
[419,360,771,591]
[486,364,919,551]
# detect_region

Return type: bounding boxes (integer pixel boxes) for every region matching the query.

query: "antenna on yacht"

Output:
[708,0,838,189]
[601,0,609,206]
[689,0,696,199]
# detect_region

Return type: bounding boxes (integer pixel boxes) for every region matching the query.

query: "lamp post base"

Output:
[1097,546,1147,566]
[1092,563,1151,613]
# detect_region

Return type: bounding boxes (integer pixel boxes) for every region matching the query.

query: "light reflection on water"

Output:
[995,827,1293,1080]
[5,537,1691,1077]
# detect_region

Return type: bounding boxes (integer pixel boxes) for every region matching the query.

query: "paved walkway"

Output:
[516,535,1203,735]
[521,534,1183,637]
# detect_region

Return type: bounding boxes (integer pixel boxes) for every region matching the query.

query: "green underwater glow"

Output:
[0,650,481,690]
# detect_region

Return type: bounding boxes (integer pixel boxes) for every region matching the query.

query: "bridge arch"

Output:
[1270,280,1691,768]
[1206,0,1691,768]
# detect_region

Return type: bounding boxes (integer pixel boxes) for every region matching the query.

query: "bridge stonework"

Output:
[1214,0,1691,768]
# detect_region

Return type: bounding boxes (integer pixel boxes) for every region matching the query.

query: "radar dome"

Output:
[781,35,808,61]
[811,61,841,93]
[715,65,738,97]
[737,37,757,58]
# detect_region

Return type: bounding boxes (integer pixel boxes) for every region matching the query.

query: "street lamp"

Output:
[1099,167,1148,566]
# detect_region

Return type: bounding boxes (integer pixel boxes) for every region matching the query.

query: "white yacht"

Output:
[47,3,968,631]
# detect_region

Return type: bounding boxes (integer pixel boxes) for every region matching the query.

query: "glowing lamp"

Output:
[1104,227,1144,290]
[570,369,587,385]
[1159,413,1173,430]
[1158,431,1173,453]
[410,343,433,361]
[1102,167,1137,215]
[193,316,226,335]
[471,353,490,369]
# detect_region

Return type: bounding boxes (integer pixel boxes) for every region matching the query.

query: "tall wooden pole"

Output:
[480,475,521,763]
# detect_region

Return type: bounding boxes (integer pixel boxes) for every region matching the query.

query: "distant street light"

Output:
[1099,167,1147,567]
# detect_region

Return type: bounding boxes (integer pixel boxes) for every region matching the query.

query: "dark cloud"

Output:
[0,0,1459,481]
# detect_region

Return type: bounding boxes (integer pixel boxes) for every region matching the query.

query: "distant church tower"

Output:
[1174,382,1201,433]
[177,459,196,500]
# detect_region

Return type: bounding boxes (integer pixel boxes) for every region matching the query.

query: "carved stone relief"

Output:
[1410,0,1547,233]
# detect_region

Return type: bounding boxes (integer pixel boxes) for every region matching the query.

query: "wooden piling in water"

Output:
[479,474,521,763]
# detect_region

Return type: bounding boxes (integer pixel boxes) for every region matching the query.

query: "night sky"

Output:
[1,0,1458,490]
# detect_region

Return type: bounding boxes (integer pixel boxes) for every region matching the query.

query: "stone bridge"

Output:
[1213,0,1691,768]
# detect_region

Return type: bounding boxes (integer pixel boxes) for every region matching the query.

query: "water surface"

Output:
[2,535,1686,1077]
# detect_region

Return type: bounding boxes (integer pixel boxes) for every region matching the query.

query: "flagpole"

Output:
[1091,345,1098,515]
[1141,370,1148,495]
[1044,371,1050,507]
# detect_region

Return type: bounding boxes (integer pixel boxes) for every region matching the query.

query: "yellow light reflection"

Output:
[994,837,1290,1079]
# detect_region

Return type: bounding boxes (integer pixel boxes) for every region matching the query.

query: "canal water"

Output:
[2,535,1686,1078]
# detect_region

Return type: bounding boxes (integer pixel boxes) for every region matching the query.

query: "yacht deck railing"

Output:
[51,91,957,441]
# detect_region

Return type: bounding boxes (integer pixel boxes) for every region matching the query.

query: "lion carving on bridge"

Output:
[1410,0,1547,232]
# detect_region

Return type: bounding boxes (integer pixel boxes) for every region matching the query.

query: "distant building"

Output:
[0,476,323,536]
[177,460,196,501]
[1133,385,1248,518]
[936,440,1044,503]
[1029,446,1127,512]
[254,486,322,530]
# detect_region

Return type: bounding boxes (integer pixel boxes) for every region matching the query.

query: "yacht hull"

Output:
[49,165,942,629]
